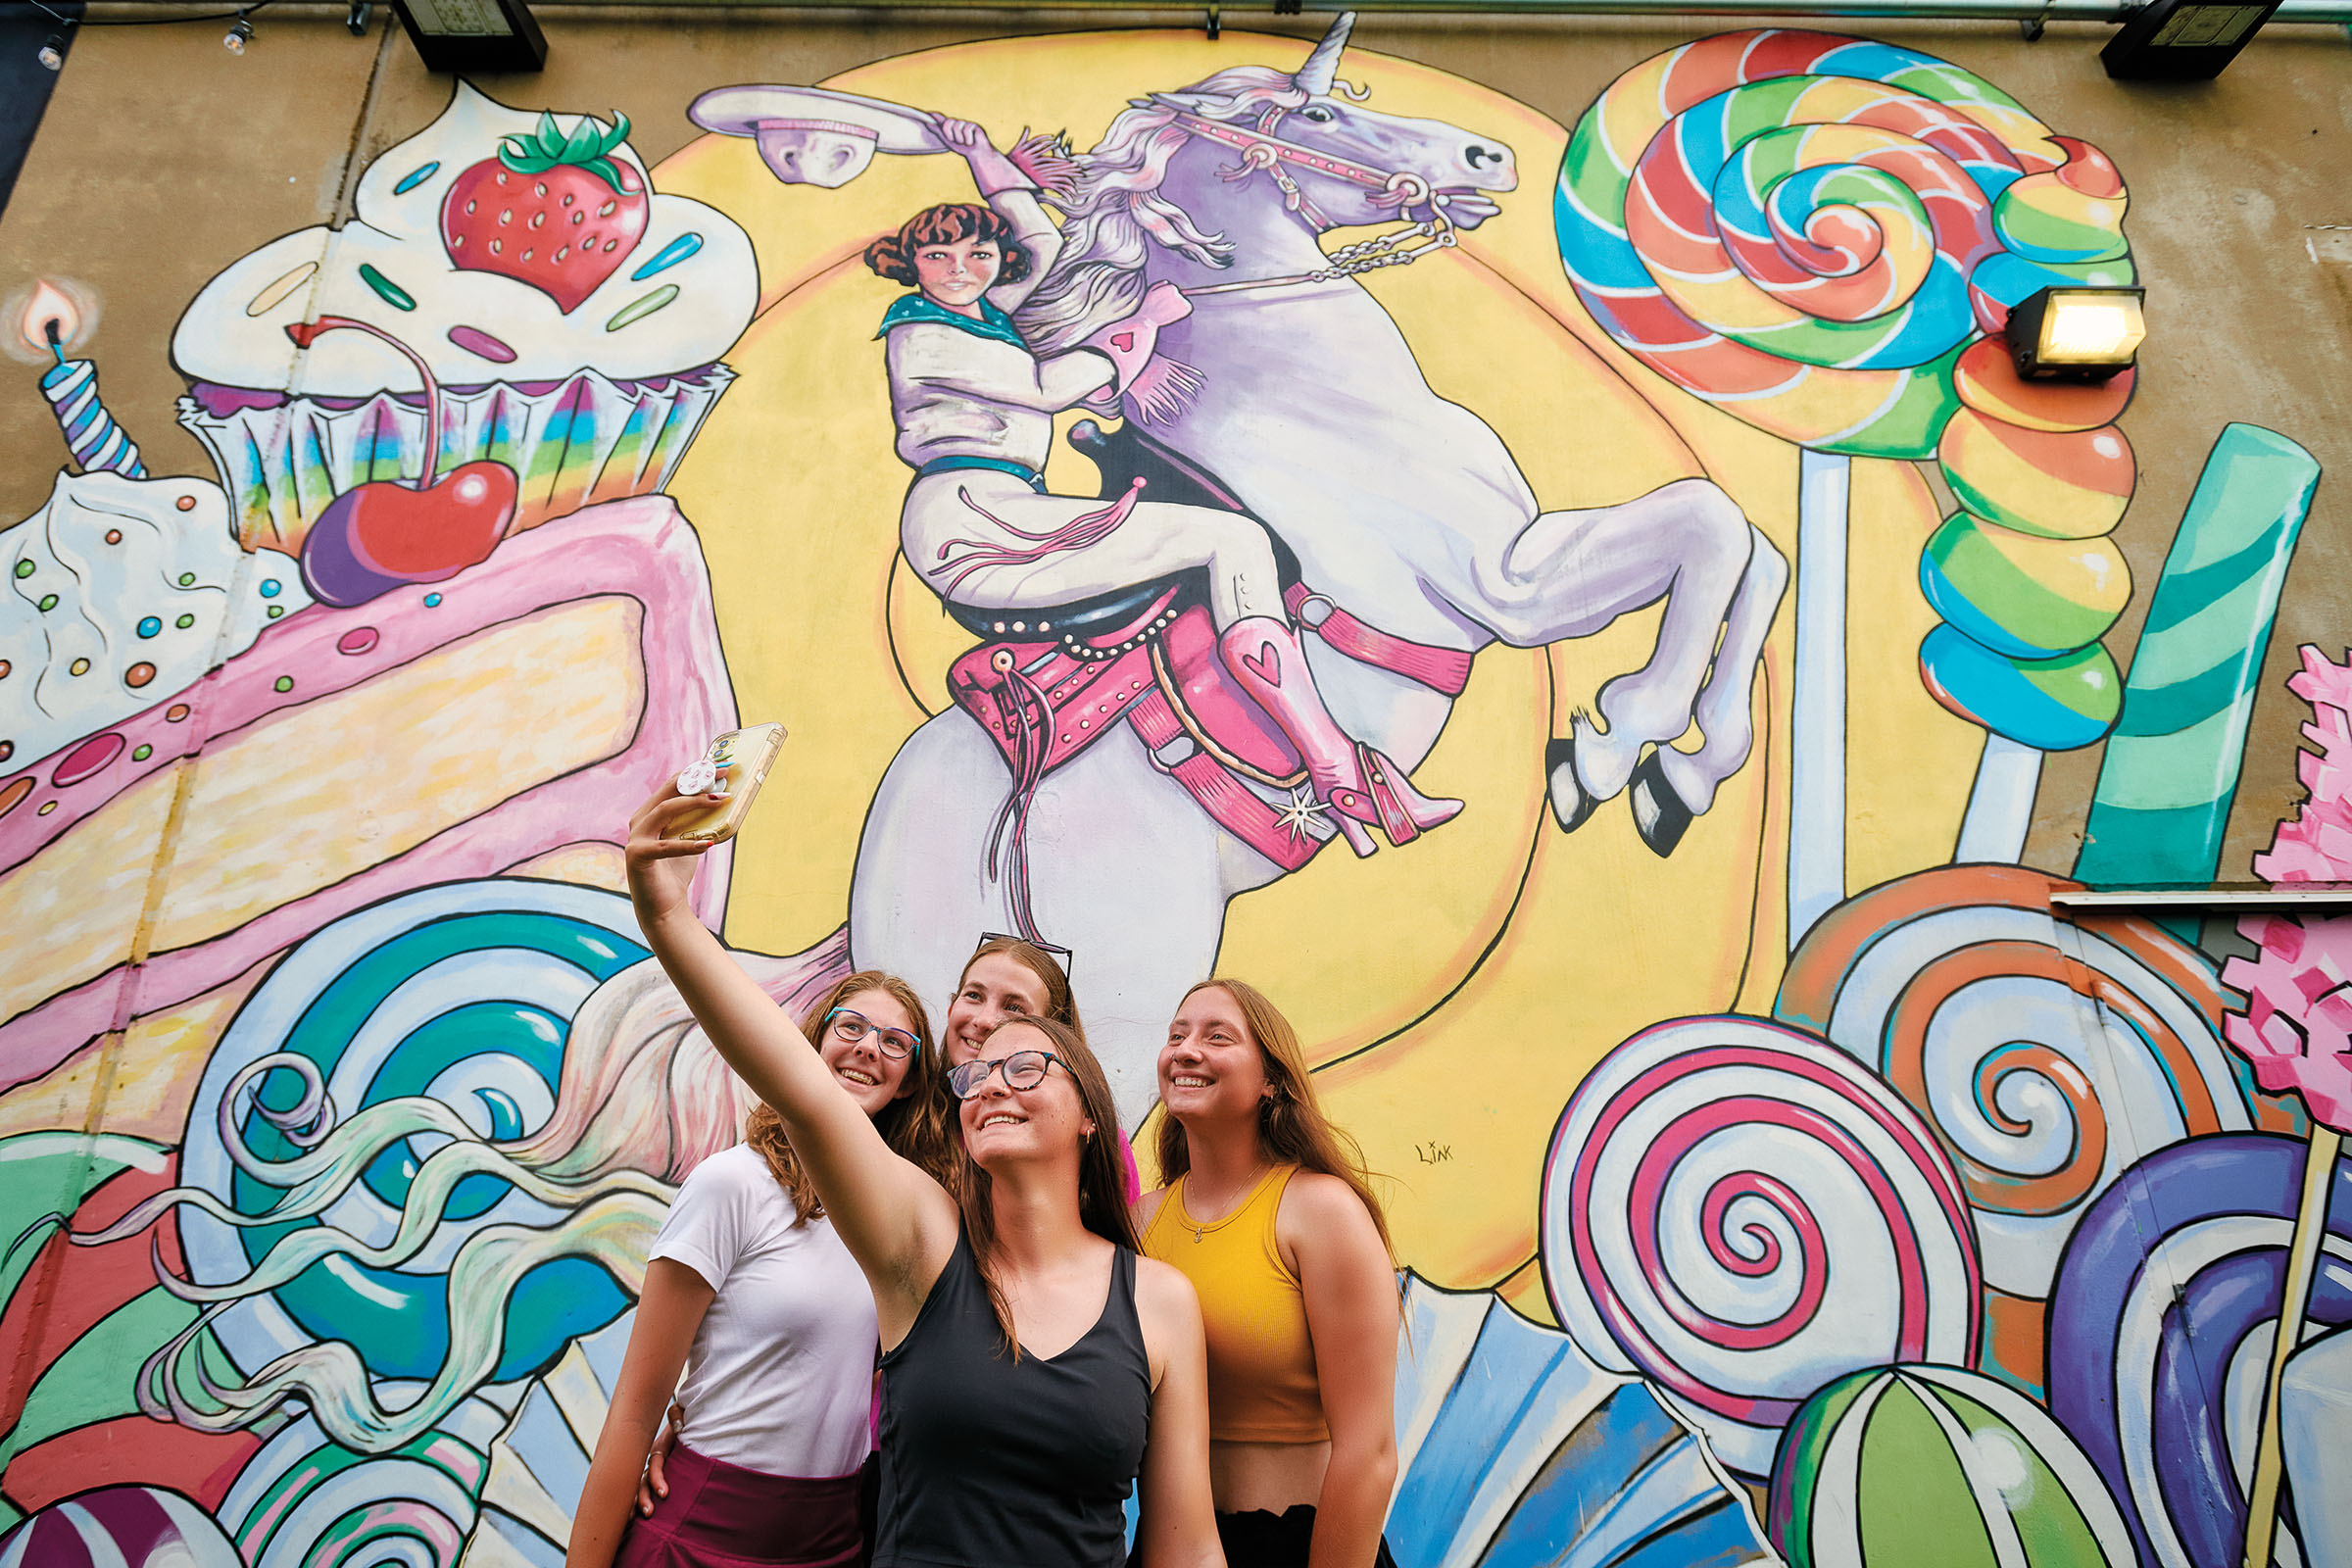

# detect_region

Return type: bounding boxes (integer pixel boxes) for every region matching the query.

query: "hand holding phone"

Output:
[668,723,787,844]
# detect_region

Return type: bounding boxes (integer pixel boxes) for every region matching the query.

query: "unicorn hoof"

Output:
[1545,737,1598,833]
[1629,752,1691,858]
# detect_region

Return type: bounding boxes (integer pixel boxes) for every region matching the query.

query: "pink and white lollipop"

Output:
[1540,1014,1982,1476]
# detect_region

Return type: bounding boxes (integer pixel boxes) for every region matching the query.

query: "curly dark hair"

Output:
[862,202,1034,288]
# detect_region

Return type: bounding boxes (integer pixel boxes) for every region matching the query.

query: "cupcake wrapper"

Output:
[176,365,735,552]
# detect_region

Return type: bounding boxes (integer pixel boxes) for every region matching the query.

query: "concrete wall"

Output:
[2,9,2348,1566]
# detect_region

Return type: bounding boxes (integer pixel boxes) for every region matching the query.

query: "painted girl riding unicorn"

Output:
[865,116,1458,858]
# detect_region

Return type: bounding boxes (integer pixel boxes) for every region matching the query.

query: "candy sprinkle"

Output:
[166,704,191,722]
[137,616,161,638]
[606,284,679,332]
[358,264,417,312]
[175,613,196,628]
[106,529,124,542]
[69,657,88,675]
[631,232,704,280]
[261,579,281,598]
[423,592,443,608]
[245,261,318,318]
[177,572,195,587]
[274,676,295,693]
[448,324,518,364]
[12,561,29,579]
[131,743,153,760]
[126,664,156,690]
[38,595,58,612]
[393,161,440,195]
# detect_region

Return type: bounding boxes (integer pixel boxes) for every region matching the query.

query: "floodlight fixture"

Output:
[37,32,65,69]
[387,0,546,74]
[2007,286,2147,382]
[2102,0,2281,79]
[223,10,253,53]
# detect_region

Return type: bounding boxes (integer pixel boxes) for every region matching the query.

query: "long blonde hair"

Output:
[745,970,949,1220]
[1154,977,1395,1260]
[957,1014,1137,1356]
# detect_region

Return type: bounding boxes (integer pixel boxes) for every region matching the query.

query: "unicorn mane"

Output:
[1016,65,1311,354]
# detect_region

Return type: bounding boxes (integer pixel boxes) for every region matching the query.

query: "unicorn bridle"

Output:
[1167,106,1461,294]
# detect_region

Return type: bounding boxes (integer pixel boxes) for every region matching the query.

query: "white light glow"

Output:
[2040,292,2147,364]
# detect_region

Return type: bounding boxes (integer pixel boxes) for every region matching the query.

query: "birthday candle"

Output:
[38,352,147,478]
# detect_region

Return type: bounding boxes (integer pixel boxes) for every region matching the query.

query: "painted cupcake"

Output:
[171,82,757,552]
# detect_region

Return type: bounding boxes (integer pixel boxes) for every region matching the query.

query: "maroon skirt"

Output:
[614,1442,865,1568]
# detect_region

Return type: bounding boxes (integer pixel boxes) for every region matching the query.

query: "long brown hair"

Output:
[957,1014,1136,1356]
[1154,978,1395,1260]
[744,970,950,1221]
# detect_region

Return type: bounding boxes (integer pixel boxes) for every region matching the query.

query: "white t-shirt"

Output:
[648,1143,877,1478]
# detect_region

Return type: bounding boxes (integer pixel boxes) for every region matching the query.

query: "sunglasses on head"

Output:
[975,931,1075,979]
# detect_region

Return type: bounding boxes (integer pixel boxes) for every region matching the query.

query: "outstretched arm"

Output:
[623,786,957,1334]
[566,1259,713,1568]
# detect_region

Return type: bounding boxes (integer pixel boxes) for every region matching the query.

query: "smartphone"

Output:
[671,723,787,844]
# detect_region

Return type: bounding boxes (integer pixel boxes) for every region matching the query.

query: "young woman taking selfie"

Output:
[567,972,946,1568]
[624,783,1224,1568]
[1140,979,1401,1568]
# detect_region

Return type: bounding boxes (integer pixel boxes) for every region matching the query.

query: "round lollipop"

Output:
[1540,1014,1982,1476]
[1769,1363,2135,1567]
[0,1487,240,1568]
[1555,32,2141,901]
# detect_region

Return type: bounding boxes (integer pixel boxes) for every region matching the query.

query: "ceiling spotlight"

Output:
[387,0,546,74]
[2103,0,2282,78]
[2006,286,2147,381]
[224,11,254,53]
[346,0,372,33]
[37,32,66,70]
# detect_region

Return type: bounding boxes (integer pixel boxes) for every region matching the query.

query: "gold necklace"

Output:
[1184,1166,1268,1243]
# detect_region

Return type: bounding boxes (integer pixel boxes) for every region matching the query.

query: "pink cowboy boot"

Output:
[1218,616,1462,858]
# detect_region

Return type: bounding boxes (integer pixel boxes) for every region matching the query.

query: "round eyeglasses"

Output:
[825,1007,921,1060]
[947,1050,1063,1100]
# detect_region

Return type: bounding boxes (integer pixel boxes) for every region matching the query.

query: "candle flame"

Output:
[16,277,86,358]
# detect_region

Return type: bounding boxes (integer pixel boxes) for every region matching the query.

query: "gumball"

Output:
[1769,1364,2134,1567]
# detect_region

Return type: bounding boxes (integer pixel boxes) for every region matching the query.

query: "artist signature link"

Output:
[1414,1141,1452,1164]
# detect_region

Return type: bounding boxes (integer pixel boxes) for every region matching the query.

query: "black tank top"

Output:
[873,1230,1151,1567]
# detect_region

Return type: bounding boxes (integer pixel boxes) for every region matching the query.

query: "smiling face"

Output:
[1158,983,1273,1127]
[817,987,922,1116]
[958,1019,1093,1168]
[944,951,1052,1067]
[913,234,1003,312]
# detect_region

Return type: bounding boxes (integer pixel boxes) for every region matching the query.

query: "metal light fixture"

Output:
[2006,286,2146,381]
[346,0,373,33]
[387,0,546,74]
[223,10,253,53]
[37,32,66,69]
[2102,0,2282,78]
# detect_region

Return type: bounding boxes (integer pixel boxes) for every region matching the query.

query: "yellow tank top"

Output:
[1140,1164,1328,1444]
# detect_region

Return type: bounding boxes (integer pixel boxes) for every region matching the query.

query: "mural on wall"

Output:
[0,16,2342,1568]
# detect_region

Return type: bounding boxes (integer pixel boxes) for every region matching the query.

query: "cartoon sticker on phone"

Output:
[672,722,786,844]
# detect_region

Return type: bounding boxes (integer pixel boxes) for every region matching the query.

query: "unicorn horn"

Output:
[1295,12,1355,96]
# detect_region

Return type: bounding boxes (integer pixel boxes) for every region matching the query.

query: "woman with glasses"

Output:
[568,971,948,1568]
[626,784,1224,1568]
[1138,980,1400,1568]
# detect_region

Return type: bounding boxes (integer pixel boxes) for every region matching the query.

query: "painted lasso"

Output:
[1539,1015,1982,1477]
[1555,30,2140,752]
[1773,863,2273,1310]
[2046,1134,2352,1568]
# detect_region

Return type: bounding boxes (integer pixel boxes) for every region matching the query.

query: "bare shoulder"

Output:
[1277,1169,1378,1238]
[1133,1252,1204,1342]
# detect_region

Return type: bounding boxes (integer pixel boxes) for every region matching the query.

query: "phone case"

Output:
[672,723,788,844]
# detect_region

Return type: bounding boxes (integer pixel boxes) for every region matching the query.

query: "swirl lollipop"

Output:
[1556,31,2140,920]
[1540,1014,1982,1476]
[1772,862,2269,1395]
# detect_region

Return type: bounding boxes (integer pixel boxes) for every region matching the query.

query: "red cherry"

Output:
[344,461,518,581]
